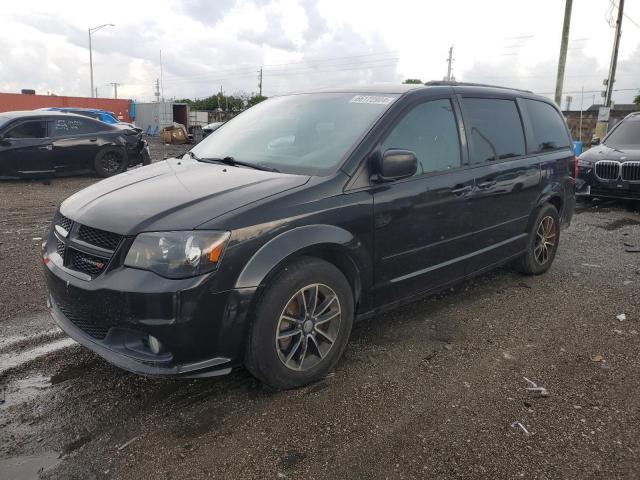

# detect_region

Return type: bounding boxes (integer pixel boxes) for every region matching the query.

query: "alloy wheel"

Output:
[101,151,124,174]
[534,215,556,265]
[275,283,342,372]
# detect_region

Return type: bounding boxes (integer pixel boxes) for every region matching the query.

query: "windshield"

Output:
[189,92,399,175]
[605,117,640,148]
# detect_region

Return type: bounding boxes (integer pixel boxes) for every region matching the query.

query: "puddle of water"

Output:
[0,337,76,376]
[0,375,51,409]
[0,452,60,480]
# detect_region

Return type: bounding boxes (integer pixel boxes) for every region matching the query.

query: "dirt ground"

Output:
[1,147,640,479]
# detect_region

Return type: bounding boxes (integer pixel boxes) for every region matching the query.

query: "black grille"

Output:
[78,225,122,251]
[595,161,620,180]
[56,241,65,258]
[68,248,109,277]
[58,304,109,340]
[54,212,73,232]
[621,162,640,182]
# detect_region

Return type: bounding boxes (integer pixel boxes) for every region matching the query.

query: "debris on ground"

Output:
[116,436,140,451]
[523,377,549,397]
[616,314,627,322]
[591,354,605,363]
[511,421,530,435]
[625,245,640,253]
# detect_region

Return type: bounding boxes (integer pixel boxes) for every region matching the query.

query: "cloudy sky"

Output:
[1,0,639,106]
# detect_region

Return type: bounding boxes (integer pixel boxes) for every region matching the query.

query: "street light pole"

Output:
[88,28,93,98]
[88,23,115,98]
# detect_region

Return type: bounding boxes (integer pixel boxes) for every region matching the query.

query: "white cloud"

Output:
[0,0,638,104]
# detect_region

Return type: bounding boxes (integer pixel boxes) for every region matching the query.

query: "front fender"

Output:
[234,224,365,290]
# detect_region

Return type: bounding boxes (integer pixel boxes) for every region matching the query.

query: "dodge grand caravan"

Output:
[44,82,576,389]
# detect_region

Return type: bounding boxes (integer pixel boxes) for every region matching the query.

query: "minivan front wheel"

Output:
[515,203,560,275]
[245,257,354,389]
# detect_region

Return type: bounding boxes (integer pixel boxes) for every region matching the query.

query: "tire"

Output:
[94,148,128,178]
[514,203,560,275]
[245,257,354,390]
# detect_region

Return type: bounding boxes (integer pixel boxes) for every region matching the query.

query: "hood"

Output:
[61,157,310,235]
[579,144,640,163]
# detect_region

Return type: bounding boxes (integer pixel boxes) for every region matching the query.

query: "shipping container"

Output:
[0,92,132,122]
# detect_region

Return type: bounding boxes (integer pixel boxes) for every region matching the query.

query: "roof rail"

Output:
[424,80,533,94]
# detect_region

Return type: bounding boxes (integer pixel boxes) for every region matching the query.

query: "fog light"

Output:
[148,335,163,354]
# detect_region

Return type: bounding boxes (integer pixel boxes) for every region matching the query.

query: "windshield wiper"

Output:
[188,152,278,172]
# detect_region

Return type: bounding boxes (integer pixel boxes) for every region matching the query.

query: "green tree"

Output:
[634,94,640,106]
[247,95,268,107]
[402,78,423,84]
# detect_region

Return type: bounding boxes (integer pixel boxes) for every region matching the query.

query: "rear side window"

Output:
[5,120,47,139]
[50,118,98,136]
[381,99,461,175]
[524,99,571,153]
[462,98,525,164]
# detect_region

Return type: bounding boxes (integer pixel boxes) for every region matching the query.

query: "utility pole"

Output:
[554,0,573,106]
[445,45,454,81]
[159,49,164,102]
[89,29,93,98]
[596,0,625,139]
[88,24,115,98]
[258,67,263,97]
[605,0,624,107]
[154,79,160,102]
[109,82,120,99]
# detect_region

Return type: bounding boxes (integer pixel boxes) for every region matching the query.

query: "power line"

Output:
[162,50,399,81]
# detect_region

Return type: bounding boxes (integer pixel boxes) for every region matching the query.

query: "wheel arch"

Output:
[234,225,368,310]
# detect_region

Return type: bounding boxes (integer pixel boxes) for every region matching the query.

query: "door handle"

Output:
[89,138,97,142]
[38,144,52,151]
[477,180,497,189]
[450,185,472,195]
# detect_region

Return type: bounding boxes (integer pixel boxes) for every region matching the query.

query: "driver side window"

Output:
[381,99,461,175]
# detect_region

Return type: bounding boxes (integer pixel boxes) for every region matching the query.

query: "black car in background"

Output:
[0,110,150,179]
[577,112,640,201]
[44,83,576,389]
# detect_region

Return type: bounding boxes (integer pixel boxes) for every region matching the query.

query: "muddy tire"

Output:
[514,203,560,275]
[245,257,354,390]
[94,148,127,178]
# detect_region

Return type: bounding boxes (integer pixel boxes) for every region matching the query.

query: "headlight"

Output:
[124,231,230,278]
[578,159,592,167]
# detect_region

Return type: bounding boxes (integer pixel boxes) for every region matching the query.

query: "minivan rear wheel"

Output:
[245,257,354,390]
[514,203,560,275]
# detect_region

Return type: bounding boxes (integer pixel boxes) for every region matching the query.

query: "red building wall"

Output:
[0,92,132,122]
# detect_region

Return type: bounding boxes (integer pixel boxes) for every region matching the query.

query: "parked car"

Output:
[40,107,142,132]
[202,121,224,138]
[0,110,150,179]
[577,112,640,201]
[44,83,576,389]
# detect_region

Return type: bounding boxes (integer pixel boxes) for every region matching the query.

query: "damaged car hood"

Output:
[579,144,640,163]
[60,157,310,235]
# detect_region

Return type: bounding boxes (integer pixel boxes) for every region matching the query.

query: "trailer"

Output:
[134,102,189,135]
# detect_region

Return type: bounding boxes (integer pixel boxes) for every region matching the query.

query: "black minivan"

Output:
[44,82,576,389]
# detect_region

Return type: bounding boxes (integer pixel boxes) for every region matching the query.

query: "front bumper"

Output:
[44,254,257,378]
[577,166,640,200]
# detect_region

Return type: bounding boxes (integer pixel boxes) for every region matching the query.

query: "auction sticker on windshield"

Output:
[349,95,395,105]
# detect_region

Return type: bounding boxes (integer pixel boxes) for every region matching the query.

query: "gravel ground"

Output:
[1,154,640,479]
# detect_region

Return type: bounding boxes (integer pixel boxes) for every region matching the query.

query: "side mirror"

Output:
[372,149,418,182]
[591,137,600,146]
